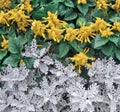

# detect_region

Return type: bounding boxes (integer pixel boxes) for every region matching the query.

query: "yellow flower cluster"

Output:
[96,0,109,10]
[70,48,95,73]
[0,0,11,11]
[0,11,9,26]
[91,18,113,38]
[76,25,96,43]
[43,11,67,29]
[64,28,78,42]
[31,11,66,43]
[95,0,120,13]
[19,0,33,13]
[0,0,33,31]
[31,20,46,39]
[0,35,8,51]
[47,27,64,43]
[77,0,87,4]
[112,0,120,12]
[8,9,32,31]
[112,22,120,32]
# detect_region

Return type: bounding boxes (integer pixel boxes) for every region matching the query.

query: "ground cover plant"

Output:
[0,0,120,112]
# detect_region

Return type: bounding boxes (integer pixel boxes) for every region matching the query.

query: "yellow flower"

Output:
[96,0,109,10]
[0,11,9,26]
[8,9,32,31]
[19,0,33,13]
[31,20,46,39]
[100,28,114,37]
[0,35,8,50]
[70,48,95,73]
[47,27,64,43]
[43,11,67,29]
[91,18,111,32]
[112,0,120,12]
[112,22,120,32]
[77,0,87,4]
[19,59,24,66]
[64,28,79,41]
[76,25,96,43]
[0,0,11,10]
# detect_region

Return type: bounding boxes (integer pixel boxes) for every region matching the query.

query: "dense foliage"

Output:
[0,0,120,74]
[0,0,120,111]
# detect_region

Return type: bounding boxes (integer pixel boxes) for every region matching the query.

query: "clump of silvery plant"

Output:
[0,39,120,112]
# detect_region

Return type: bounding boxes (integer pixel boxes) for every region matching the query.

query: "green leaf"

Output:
[76,17,87,27]
[109,36,119,46]
[92,8,105,18]
[109,16,120,22]
[58,5,67,16]
[68,40,82,52]
[93,34,109,48]
[46,3,58,13]
[0,50,7,60]
[8,37,27,54]
[31,0,39,8]
[77,4,89,16]
[59,42,70,58]
[65,0,74,8]
[66,23,75,28]
[115,47,120,60]
[101,43,114,57]
[31,7,46,19]
[23,57,35,69]
[0,26,9,34]
[64,8,77,21]
[3,54,21,67]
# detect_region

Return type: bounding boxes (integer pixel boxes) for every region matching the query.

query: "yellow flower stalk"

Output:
[19,59,24,66]
[19,0,33,13]
[0,35,8,50]
[100,28,114,37]
[112,0,120,12]
[70,48,95,73]
[8,9,32,31]
[96,0,109,10]
[31,20,46,39]
[0,0,11,10]
[112,22,120,32]
[76,25,96,43]
[64,28,79,41]
[91,18,111,33]
[77,0,87,4]
[0,11,9,26]
[43,11,67,29]
[47,27,64,43]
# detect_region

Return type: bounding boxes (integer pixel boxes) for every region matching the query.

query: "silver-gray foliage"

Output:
[0,39,120,112]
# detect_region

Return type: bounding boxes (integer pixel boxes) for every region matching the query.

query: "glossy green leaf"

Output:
[64,8,77,21]
[65,0,74,8]
[59,42,70,58]
[93,34,109,48]
[3,54,21,67]
[109,36,119,46]
[68,40,82,52]
[76,17,87,27]
[8,37,27,54]
[77,4,89,16]
[58,5,67,16]
[101,43,114,57]
[0,50,7,60]
[115,47,120,60]
[109,16,120,22]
